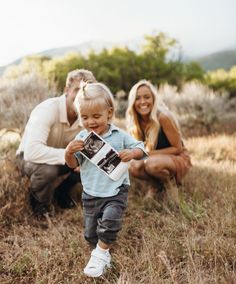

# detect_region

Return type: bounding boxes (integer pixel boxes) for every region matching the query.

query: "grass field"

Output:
[0,133,236,283]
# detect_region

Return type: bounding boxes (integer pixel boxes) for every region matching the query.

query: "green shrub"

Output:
[205,66,236,98]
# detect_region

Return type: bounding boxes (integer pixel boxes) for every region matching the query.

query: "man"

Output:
[16,69,96,217]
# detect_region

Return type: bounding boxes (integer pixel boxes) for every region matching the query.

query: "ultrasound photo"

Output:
[97,149,121,174]
[81,132,105,159]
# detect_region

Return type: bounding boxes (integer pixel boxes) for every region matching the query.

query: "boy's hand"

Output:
[73,166,80,173]
[118,149,134,162]
[66,140,84,155]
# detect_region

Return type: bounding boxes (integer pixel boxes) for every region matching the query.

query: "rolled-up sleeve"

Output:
[73,131,85,164]
[123,131,148,159]
[24,104,65,165]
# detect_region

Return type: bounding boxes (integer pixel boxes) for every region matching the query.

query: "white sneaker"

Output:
[84,248,111,277]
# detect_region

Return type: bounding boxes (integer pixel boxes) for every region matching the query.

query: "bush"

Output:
[2,33,205,95]
[114,90,128,118]
[112,81,235,136]
[205,66,236,98]
[0,73,57,131]
[158,81,232,136]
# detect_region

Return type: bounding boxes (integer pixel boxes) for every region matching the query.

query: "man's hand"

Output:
[118,149,134,162]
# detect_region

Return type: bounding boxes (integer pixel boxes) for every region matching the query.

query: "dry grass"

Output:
[0,73,56,131]
[159,82,236,137]
[0,133,236,283]
[1,73,236,138]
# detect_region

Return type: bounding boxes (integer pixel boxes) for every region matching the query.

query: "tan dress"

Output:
[156,127,191,184]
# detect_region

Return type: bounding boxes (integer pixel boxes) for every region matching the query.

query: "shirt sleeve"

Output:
[73,131,85,164]
[122,130,148,159]
[23,103,65,165]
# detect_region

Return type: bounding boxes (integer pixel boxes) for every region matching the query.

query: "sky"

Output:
[0,0,235,67]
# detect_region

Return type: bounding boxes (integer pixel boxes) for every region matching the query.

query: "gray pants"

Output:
[16,153,80,205]
[82,184,129,246]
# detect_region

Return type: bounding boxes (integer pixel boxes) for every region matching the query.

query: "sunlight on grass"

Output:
[0,133,236,283]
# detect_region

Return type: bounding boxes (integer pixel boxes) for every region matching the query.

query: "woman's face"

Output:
[134,85,154,117]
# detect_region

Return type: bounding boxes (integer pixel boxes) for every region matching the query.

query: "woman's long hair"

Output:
[126,80,172,151]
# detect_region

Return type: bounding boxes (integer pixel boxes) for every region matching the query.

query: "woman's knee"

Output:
[145,159,163,175]
[129,161,144,177]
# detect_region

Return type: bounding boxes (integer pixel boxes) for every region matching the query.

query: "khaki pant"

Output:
[16,153,81,205]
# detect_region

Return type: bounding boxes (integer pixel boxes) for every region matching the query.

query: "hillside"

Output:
[1,42,236,77]
[40,40,115,58]
[0,39,141,76]
[0,41,113,76]
[195,49,236,71]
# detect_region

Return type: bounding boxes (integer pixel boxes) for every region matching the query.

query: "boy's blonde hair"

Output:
[74,82,115,121]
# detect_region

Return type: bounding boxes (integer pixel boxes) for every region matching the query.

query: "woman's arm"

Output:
[149,113,183,156]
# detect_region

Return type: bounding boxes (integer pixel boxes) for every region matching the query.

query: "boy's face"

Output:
[80,103,113,136]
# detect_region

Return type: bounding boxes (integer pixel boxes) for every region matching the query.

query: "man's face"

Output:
[67,77,81,97]
[69,87,80,102]
[66,84,81,118]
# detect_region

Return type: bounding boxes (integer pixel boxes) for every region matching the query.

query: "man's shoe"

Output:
[29,194,54,218]
[84,248,111,277]
[54,189,76,209]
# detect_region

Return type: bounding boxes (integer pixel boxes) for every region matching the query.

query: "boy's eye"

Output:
[81,116,88,120]
[94,115,101,119]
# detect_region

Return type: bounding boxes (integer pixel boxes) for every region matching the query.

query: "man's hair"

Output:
[65,69,96,90]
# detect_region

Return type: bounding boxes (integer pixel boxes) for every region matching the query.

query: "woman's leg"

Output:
[129,160,150,179]
[129,159,163,199]
[144,154,176,182]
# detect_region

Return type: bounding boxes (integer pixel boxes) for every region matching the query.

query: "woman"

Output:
[126,80,191,197]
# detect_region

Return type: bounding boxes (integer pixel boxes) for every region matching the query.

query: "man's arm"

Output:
[23,102,65,165]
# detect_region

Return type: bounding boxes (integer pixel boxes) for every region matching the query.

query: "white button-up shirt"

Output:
[17,95,81,165]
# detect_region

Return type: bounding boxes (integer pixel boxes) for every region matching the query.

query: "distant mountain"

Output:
[40,39,143,58]
[194,49,236,71]
[40,40,116,57]
[0,58,21,76]
[0,65,7,75]
[0,39,142,76]
[1,40,236,76]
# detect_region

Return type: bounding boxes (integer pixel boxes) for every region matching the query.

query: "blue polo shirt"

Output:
[74,124,146,198]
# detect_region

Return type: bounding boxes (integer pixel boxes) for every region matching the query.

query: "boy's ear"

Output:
[108,107,113,119]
